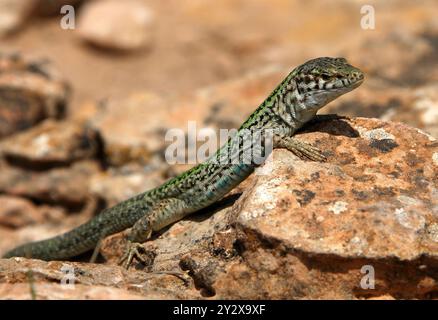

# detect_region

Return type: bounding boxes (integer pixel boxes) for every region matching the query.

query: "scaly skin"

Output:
[3,57,364,267]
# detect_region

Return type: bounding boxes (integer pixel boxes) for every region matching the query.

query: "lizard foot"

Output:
[276,137,327,162]
[118,241,154,269]
[293,142,327,162]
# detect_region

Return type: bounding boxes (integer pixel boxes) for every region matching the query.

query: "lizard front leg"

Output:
[119,198,187,269]
[274,136,327,162]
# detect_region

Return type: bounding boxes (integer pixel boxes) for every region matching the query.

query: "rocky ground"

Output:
[0,0,437,299]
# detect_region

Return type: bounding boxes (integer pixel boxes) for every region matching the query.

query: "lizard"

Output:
[3,57,364,268]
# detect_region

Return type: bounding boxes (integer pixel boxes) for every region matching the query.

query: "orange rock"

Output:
[0,258,196,299]
[0,119,99,166]
[0,195,65,229]
[0,160,101,208]
[77,0,154,51]
[0,52,69,138]
[2,118,437,299]
[214,117,438,299]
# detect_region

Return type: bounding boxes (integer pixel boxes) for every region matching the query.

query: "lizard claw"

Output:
[119,241,151,269]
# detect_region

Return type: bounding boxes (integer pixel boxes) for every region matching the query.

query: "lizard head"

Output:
[292,57,364,112]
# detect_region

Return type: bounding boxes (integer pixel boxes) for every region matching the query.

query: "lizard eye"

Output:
[321,73,331,81]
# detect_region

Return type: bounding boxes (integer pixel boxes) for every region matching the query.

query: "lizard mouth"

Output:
[350,75,364,89]
[306,73,364,106]
[330,73,364,91]
[348,70,365,86]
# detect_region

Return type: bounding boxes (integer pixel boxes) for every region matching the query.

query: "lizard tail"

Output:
[2,200,142,261]
[3,215,108,260]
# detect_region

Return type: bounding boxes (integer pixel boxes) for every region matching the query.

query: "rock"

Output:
[90,92,169,166]
[411,85,438,139]
[214,117,438,299]
[366,294,396,300]
[100,118,438,299]
[0,52,69,139]
[0,195,65,228]
[0,196,98,257]
[71,100,101,123]
[0,283,148,300]
[0,0,38,36]
[0,160,101,208]
[0,119,100,167]
[0,195,40,228]
[0,258,198,299]
[1,118,437,299]
[77,0,154,51]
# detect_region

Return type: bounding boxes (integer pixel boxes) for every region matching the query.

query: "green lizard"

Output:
[3,57,364,268]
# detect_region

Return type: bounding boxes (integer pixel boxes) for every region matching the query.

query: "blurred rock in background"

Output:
[0,52,69,138]
[77,0,154,51]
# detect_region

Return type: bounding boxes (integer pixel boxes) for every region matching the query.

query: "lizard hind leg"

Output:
[119,198,187,269]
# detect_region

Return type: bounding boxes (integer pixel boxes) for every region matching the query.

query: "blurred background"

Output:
[0,0,437,254]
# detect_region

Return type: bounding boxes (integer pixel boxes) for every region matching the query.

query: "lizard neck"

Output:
[238,76,318,137]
